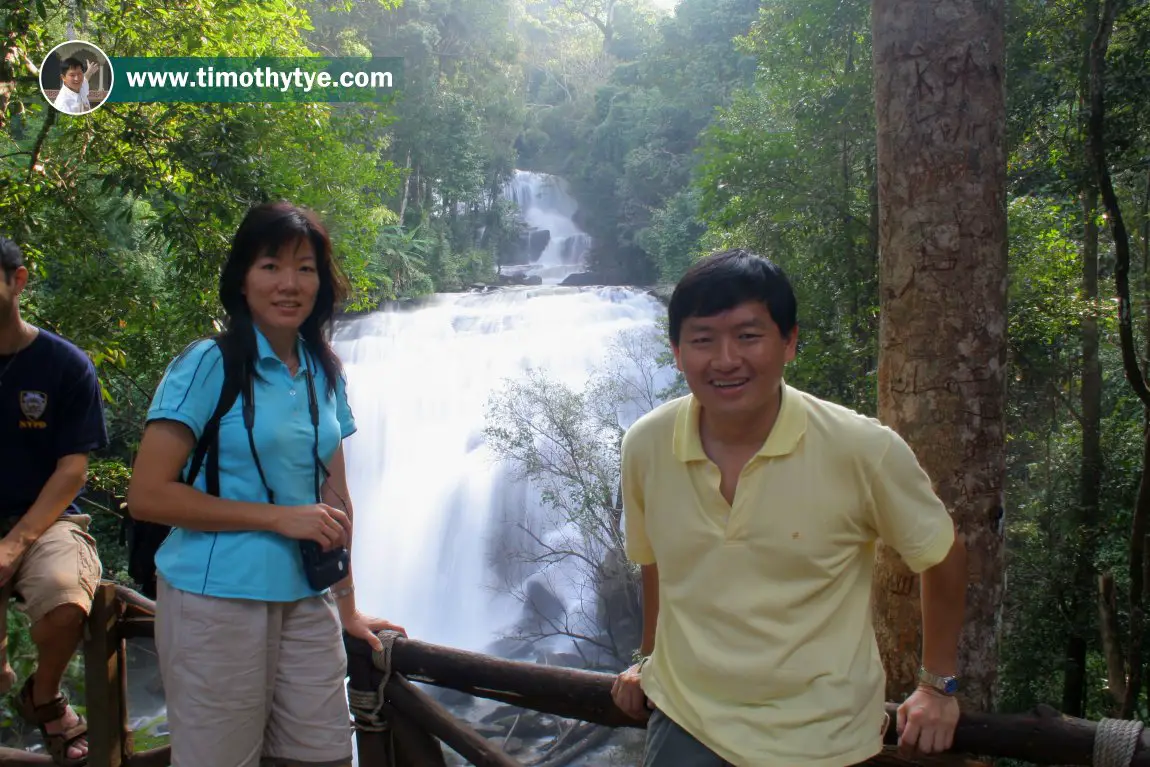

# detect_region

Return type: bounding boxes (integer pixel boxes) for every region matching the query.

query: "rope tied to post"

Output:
[1093,717,1144,767]
[346,630,401,734]
[372,629,401,689]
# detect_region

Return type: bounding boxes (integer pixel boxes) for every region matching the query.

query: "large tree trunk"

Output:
[871,0,1008,711]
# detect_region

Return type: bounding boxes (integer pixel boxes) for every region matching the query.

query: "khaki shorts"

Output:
[155,578,353,767]
[0,514,102,651]
[0,514,102,682]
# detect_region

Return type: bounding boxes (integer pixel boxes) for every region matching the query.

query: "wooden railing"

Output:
[1,581,1148,766]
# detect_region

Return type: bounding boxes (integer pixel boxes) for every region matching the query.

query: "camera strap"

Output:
[242,347,328,506]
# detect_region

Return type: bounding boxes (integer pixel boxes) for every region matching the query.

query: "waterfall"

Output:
[334,286,670,660]
[500,170,593,285]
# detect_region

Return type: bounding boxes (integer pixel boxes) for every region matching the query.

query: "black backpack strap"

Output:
[240,364,276,503]
[184,338,244,495]
[125,337,244,600]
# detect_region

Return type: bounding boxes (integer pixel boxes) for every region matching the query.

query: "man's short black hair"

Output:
[668,248,797,346]
[61,56,85,73]
[1,236,23,283]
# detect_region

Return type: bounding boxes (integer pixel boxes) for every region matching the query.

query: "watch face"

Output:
[943,678,959,695]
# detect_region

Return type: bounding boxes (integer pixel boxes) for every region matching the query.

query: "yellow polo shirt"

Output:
[622,385,955,767]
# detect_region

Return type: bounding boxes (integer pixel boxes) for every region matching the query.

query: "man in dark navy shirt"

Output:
[0,236,105,764]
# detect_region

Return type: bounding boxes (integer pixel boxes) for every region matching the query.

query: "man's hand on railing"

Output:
[896,686,961,758]
[611,660,653,720]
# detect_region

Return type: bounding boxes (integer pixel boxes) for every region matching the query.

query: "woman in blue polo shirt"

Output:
[127,201,404,767]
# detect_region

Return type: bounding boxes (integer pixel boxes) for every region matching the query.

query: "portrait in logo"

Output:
[19,390,48,421]
[39,40,114,115]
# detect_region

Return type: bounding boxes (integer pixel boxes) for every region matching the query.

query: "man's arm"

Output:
[866,427,968,755]
[6,454,88,549]
[612,560,658,718]
[639,563,659,656]
[893,528,966,756]
[920,530,966,678]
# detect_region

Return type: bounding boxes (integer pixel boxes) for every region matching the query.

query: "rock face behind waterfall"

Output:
[558,269,627,287]
[499,170,594,285]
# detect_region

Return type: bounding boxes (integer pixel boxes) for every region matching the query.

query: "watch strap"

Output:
[917,666,959,695]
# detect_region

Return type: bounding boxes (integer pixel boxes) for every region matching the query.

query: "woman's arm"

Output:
[323,444,360,607]
[127,420,347,552]
[127,420,283,531]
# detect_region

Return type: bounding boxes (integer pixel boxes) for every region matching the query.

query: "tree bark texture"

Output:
[871,0,1008,711]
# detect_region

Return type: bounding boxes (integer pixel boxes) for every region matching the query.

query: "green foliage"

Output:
[308,0,528,281]
[692,0,877,413]
[1008,196,1095,356]
[636,187,706,282]
[518,0,762,282]
[993,0,1150,719]
[0,608,85,743]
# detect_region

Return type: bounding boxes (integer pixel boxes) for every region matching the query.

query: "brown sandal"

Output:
[14,676,88,766]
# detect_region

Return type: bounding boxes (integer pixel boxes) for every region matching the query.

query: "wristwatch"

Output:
[917,666,959,696]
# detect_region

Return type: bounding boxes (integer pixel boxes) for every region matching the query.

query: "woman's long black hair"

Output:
[217,202,349,397]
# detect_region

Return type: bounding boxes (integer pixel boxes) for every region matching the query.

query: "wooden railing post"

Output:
[84,582,128,767]
[344,634,447,767]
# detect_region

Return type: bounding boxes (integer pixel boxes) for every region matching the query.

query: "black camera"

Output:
[299,541,350,592]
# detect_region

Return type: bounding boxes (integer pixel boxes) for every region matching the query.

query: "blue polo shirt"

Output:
[145,329,356,602]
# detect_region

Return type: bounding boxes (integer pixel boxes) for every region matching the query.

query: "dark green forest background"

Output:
[1,0,1149,733]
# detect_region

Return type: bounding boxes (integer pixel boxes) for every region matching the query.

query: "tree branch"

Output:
[1098,571,1128,705]
[27,107,56,179]
[1087,0,1147,405]
[1047,379,1087,429]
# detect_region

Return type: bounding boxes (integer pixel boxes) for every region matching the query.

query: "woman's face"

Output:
[242,237,320,338]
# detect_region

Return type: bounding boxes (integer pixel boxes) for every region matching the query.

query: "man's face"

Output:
[672,300,797,422]
[62,65,84,93]
[0,267,27,327]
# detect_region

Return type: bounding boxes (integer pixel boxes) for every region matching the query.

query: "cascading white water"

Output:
[502,170,593,285]
[333,286,668,657]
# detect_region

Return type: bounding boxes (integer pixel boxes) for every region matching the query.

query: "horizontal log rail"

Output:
[0,582,1145,766]
[342,633,1150,766]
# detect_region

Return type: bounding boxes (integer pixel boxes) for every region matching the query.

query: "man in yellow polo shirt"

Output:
[610,249,967,766]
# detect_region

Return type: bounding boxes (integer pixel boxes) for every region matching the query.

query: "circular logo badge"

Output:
[39,40,114,115]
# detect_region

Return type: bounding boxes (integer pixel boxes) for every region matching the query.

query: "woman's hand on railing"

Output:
[342,610,407,652]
